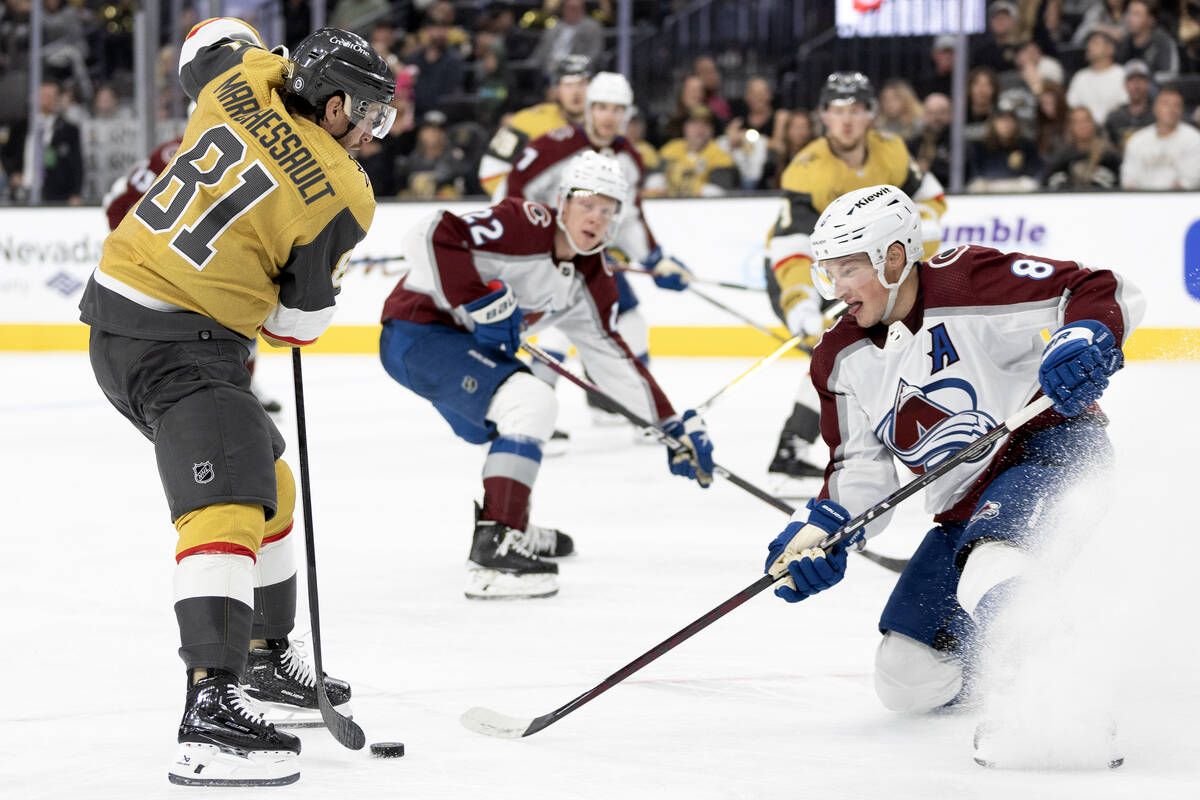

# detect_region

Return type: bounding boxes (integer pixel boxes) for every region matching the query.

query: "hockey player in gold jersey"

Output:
[477,54,592,197]
[79,18,394,786]
[765,72,948,493]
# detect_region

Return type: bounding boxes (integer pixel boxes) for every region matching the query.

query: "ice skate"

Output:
[543,429,571,458]
[518,520,575,558]
[767,433,825,498]
[972,718,1123,770]
[168,672,300,786]
[466,505,558,599]
[242,636,352,728]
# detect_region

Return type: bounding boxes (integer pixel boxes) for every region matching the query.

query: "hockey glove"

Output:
[765,498,853,603]
[643,247,692,292]
[1038,320,1123,417]
[465,280,524,357]
[662,409,714,487]
[783,288,826,338]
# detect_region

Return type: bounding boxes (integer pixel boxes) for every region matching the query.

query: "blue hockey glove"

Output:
[643,247,691,291]
[661,409,714,487]
[1038,320,1123,417]
[465,280,524,357]
[764,498,853,603]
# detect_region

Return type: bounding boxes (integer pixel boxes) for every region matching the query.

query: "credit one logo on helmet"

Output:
[329,36,369,56]
[1185,220,1200,301]
[940,217,1048,248]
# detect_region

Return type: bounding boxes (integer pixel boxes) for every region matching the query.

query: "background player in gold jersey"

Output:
[765,71,947,493]
[78,18,394,786]
[477,54,592,197]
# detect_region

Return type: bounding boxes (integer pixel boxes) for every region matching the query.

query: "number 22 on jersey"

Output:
[134,124,279,271]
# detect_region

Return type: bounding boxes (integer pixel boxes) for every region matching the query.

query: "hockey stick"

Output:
[460,393,1055,739]
[623,267,765,292]
[291,348,366,750]
[695,334,805,413]
[347,253,405,266]
[524,342,906,572]
[522,341,792,514]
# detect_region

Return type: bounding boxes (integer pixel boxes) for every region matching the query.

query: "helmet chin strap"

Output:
[880,261,914,321]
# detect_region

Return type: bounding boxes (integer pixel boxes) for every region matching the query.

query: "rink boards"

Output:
[1,192,1197,358]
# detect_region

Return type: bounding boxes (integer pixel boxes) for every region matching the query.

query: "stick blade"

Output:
[460,707,535,739]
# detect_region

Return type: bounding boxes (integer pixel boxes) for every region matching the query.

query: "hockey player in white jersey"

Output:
[379,152,715,599]
[501,72,692,422]
[759,185,1143,763]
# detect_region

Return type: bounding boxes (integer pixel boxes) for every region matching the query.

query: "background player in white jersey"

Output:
[79,18,394,785]
[760,185,1143,762]
[502,72,692,380]
[476,54,592,197]
[379,152,715,600]
[764,72,947,494]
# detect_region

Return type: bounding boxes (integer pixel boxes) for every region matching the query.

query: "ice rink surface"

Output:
[2,351,1197,799]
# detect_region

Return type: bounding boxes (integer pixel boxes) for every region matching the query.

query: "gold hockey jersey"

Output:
[768,129,946,318]
[478,102,571,198]
[80,18,374,346]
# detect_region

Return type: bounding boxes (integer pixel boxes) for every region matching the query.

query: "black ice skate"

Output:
[767,432,825,499]
[243,637,353,728]
[466,504,559,599]
[168,672,301,786]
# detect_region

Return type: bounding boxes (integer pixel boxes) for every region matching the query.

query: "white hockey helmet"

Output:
[585,71,634,133]
[810,185,923,317]
[555,151,629,255]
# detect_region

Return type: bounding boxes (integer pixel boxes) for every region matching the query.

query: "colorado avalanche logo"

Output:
[875,378,997,474]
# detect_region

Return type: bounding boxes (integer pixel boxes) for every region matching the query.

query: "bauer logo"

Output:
[193,461,215,485]
[1185,220,1200,301]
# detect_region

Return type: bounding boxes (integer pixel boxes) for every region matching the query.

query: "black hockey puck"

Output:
[370,742,405,758]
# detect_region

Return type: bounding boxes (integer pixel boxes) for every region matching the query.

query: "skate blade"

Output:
[465,569,558,600]
[253,698,354,729]
[167,742,299,786]
[973,723,1123,770]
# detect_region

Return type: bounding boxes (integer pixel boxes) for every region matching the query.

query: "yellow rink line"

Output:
[1,323,1198,360]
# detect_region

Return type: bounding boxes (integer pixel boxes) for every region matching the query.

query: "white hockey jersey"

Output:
[381,198,674,422]
[809,245,1144,539]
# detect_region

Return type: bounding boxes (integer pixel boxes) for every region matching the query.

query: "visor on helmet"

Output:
[345,93,397,138]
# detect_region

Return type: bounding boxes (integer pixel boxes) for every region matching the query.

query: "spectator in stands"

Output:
[1035,81,1071,155]
[369,21,402,67]
[474,34,512,128]
[406,7,467,118]
[1120,84,1200,189]
[284,0,314,50]
[966,66,1001,142]
[1002,39,1065,98]
[692,56,732,125]
[876,78,924,141]
[1105,59,1157,152]
[909,92,952,187]
[1067,30,1128,127]
[646,105,739,197]
[330,0,391,35]
[1043,106,1122,189]
[43,0,91,100]
[1036,0,1076,56]
[1072,0,1128,48]
[728,76,776,138]
[916,34,956,99]
[15,80,83,204]
[396,110,470,198]
[528,0,605,82]
[769,109,815,190]
[974,1,1023,73]
[1116,0,1180,83]
[966,105,1043,192]
[664,74,707,141]
[626,107,660,178]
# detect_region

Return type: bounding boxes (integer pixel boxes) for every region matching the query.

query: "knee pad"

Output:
[874,631,963,713]
[487,371,557,442]
[174,503,266,561]
[617,307,649,360]
[957,541,1029,620]
[265,459,295,540]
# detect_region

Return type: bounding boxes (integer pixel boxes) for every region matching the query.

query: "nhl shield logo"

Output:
[193,461,215,485]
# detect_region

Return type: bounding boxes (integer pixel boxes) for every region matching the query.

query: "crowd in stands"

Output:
[0,0,1198,205]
